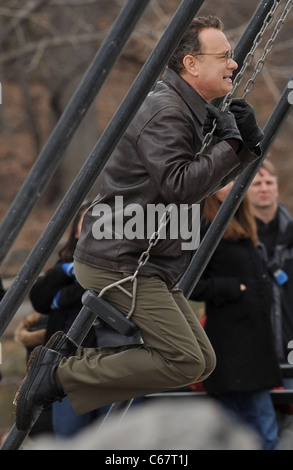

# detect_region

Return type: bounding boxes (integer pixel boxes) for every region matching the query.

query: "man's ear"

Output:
[182,54,198,76]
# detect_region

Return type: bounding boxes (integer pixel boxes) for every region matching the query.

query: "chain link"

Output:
[134,210,172,275]
[243,0,293,98]
[98,208,173,318]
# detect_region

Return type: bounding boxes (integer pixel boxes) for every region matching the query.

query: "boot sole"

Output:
[14,346,48,431]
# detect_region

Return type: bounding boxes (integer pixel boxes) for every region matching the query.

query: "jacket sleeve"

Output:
[29,263,75,313]
[190,276,242,306]
[211,144,261,194]
[137,107,260,205]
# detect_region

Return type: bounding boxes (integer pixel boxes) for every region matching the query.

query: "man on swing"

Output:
[15,16,263,432]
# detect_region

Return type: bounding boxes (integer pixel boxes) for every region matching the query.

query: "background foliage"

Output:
[0,0,292,276]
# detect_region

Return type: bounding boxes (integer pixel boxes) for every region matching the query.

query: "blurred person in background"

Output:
[0,276,5,382]
[28,201,100,438]
[248,158,293,363]
[248,158,293,447]
[190,181,282,450]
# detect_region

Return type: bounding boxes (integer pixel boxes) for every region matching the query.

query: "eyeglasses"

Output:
[194,50,234,65]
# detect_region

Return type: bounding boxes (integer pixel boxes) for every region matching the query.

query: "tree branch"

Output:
[0,0,49,45]
[50,0,99,4]
[0,31,105,66]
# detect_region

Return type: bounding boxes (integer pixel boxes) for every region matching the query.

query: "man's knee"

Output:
[179,347,216,385]
[199,348,216,382]
[171,353,205,385]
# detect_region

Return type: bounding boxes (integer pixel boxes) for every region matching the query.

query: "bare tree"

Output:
[0,0,292,210]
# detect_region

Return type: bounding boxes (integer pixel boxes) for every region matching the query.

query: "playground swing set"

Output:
[1,0,293,450]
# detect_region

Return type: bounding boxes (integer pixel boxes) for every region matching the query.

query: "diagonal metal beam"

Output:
[0,0,151,265]
[3,73,291,453]
[179,74,293,298]
[0,0,207,451]
[0,0,205,336]
[0,0,276,338]
[1,1,290,450]
[0,0,278,266]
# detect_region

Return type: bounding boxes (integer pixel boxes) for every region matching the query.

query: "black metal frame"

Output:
[0,0,279,338]
[1,0,292,451]
[0,0,205,337]
[0,0,151,266]
[180,72,293,297]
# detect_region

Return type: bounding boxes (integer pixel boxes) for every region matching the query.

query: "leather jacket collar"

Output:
[161,67,207,125]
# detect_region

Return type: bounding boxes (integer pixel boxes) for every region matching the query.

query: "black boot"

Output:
[14,346,65,432]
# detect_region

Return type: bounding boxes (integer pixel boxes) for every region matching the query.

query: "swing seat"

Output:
[82,289,138,337]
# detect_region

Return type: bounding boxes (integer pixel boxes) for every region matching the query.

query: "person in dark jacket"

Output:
[190,181,282,450]
[247,159,293,445]
[28,201,100,437]
[15,16,264,433]
[248,158,293,363]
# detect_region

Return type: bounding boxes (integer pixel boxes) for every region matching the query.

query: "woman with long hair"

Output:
[190,182,282,450]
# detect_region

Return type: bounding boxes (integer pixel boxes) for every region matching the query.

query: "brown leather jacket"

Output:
[74,67,260,288]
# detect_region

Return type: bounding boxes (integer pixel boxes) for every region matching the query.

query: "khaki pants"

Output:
[57,261,216,415]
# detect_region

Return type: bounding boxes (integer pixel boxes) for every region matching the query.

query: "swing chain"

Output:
[134,210,172,276]
[98,208,173,319]
[223,0,281,107]
[200,0,290,152]
[243,0,293,98]
[98,0,293,318]
[133,1,284,290]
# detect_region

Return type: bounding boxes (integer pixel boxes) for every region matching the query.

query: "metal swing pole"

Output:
[0,0,283,450]
[100,70,293,427]
[179,74,293,299]
[71,0,285,429]
[0,0,151,266]
[0,0,206,339]
[232,0,281,73]
[1,0,281,449]
[180,0,293,296]
[0,0,206,451]
[0,0,277,268]
[2,78,292,452]
[0,0,277,336]
[0,0,276,339]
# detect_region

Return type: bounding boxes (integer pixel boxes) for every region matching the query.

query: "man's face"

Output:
[192,28,238,102]
[248,168,279,211]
